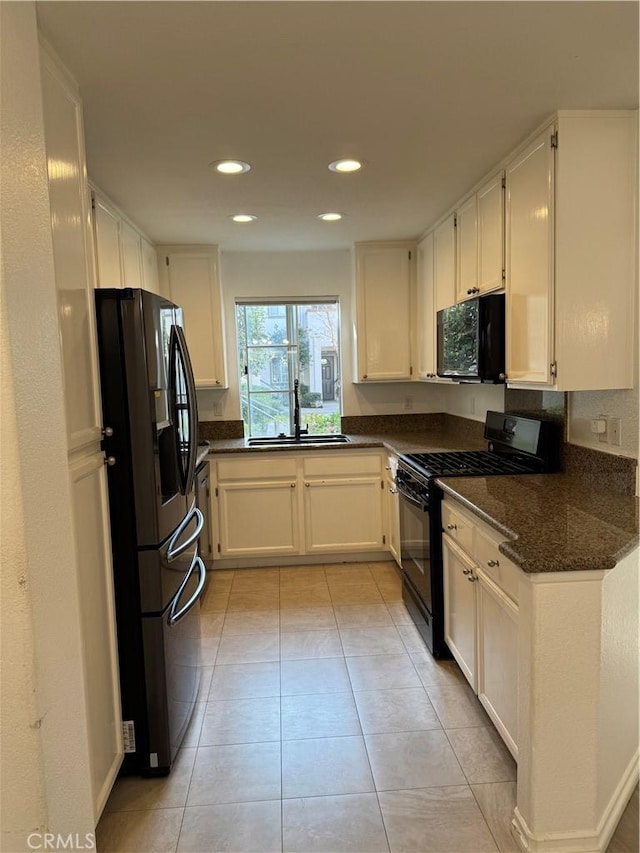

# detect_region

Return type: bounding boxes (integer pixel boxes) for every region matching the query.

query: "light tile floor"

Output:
[98,562,639,853]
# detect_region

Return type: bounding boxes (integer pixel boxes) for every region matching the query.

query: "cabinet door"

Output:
[477,171,505,295]
[41,48,123,820]
[69,453,123,818]
[120,220,143,288]
[443,535,477,690]
[93,197,123,289]
[355,244,413,381]
[434,214,456,312]
[141,238,160,294]
[505,129,554,385]
[477,572,518,759]
[303,477,384,553]
[218,480,299,556]
[166,251,227,388]
[386,474,401,567]
[455,196,478,302]
[416,232,437,379]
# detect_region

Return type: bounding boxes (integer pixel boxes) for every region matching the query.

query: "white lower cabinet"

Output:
[213,451,385,559]
[304,477,383,553]
[218,480,300,557]
[443,536,478,689]
[476,571,518,758]
[385,454,401,567]
[442,495,520,759]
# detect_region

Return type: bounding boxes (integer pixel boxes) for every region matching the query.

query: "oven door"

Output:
[397,476,432,613]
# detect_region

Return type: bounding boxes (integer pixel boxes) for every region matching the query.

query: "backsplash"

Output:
[340,413,445,434]
[199,419,244,440]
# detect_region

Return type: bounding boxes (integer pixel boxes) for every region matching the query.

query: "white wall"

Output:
[1,3,96,846]
[198,250,449,422]
[443,382,506,423]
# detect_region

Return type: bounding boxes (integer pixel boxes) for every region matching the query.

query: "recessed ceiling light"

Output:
[318,212,343,221]
[211,160,251,174]
[231,214,257,223]
[328,159,362,173]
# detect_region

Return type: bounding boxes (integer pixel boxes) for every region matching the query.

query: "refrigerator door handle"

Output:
[168,555,206,626]
[169,323,199,496]
[167,505,204,562]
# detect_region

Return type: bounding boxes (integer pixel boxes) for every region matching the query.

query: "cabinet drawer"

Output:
[441,501,474,553]
[303,453,382,477]
[216,456,297,481]
[474,526,520,604]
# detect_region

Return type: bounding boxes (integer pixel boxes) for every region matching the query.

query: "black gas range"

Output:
[395,411,557,658]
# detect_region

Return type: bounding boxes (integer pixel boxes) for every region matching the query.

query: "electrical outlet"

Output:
[609,418,622,447]
[597,414,609,443]
[213,402,223,417]
[470,396,476,415]
[403,396,413,411]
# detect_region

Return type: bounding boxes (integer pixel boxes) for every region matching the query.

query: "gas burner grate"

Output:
[405,450,538,479]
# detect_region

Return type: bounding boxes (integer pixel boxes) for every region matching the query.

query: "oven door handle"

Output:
[397,484,428,511]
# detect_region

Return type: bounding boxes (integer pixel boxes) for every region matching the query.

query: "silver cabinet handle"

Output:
[385,466,392,471]
[215,380,221,385]
[104,455,116,467]
[462,568,473,575]
[467,574,477,583]
[102,426,114,438]
[447,523,457,531]
[389,487,398,494]
[305,482,310,487]
[499,372,507,381]
[290,483,296,488]
[487,559,499,567]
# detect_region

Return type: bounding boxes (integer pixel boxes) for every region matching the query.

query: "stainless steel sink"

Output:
[247,434,350,447]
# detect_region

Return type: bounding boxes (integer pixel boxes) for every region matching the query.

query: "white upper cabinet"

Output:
[140,237,159,294]
[455,195,478,302]
[505,111,636,390]
[455,171,504,303]
[477,171,505,295]
[354,242,415,381]
[433,214,456,312]
[505,129,554,385]
[92,188,154,293]
[93,195,123,289]
[119,220,143,288]
[415,231,438,380]
[160,246,228,389]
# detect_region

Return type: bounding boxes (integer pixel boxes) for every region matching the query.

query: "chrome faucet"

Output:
[293,379,308,442]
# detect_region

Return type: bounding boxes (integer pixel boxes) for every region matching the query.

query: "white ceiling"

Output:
[36,1,638,252]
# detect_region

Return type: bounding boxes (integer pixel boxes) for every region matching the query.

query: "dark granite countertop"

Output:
[437,474,639,573]
[203,428,486,457]
[202,423,638,574]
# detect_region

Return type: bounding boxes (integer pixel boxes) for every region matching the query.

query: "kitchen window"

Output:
[236,300,341,437]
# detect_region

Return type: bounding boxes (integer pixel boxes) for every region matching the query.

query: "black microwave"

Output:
[436,293,505,383]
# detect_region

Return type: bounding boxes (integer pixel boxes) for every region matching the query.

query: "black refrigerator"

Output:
[95,288,204,776]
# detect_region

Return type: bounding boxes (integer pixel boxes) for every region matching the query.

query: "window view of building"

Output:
[236,300,341,437]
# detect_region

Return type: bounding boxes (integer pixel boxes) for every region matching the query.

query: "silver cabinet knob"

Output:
[467,574,477,583]
[290,483,296,488]
[499,372,507,381]
[446,523,457,531]
[215,380,221,385]
[102,426,114,438]
[305,482,310,487]
[462,568,473,575]
[487,559,499,567]
[104,456,116,467]
[362,374,368,380]
[389,488,398,494]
